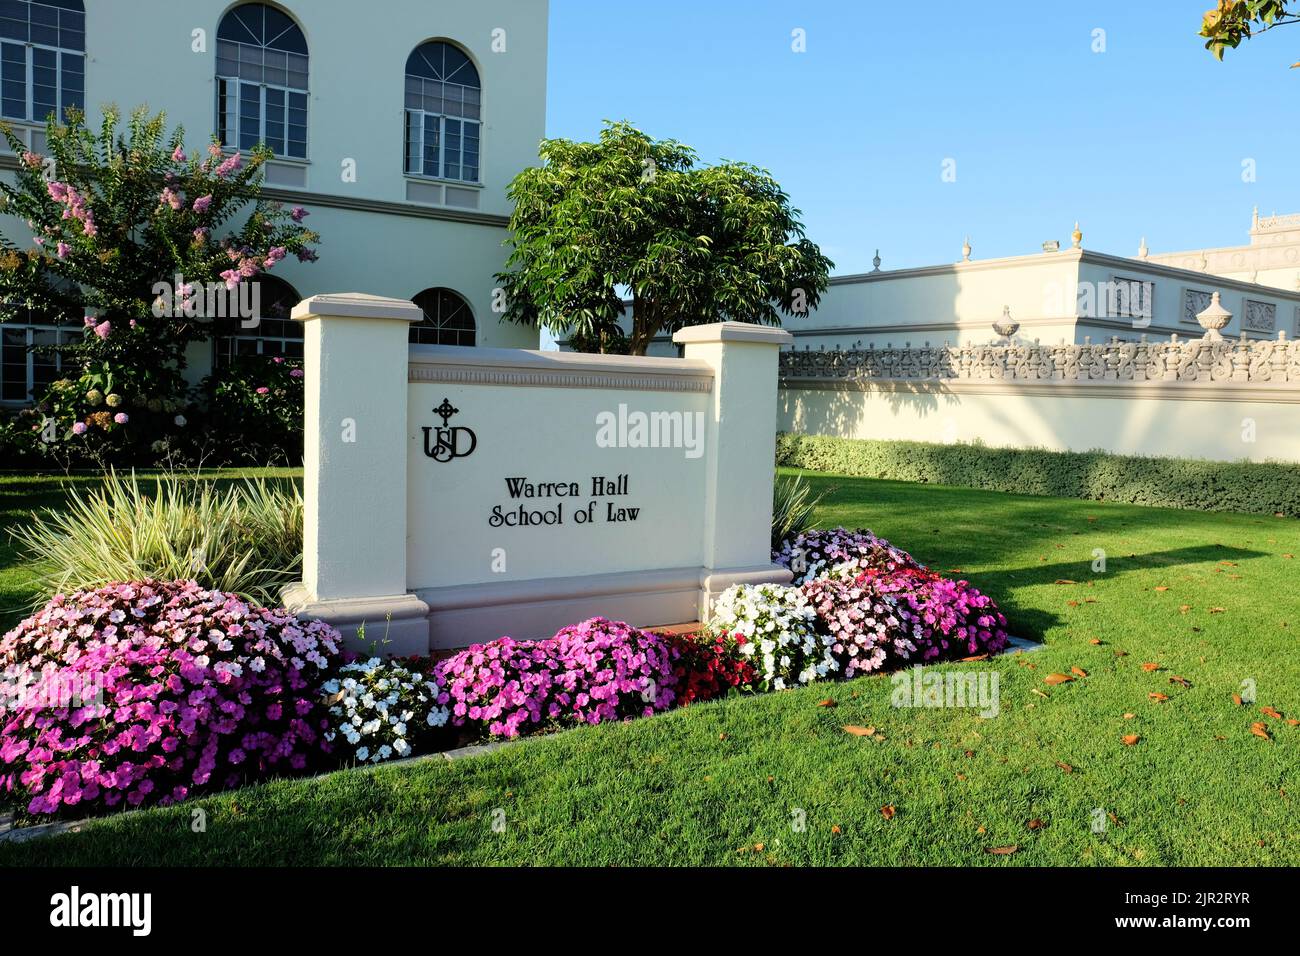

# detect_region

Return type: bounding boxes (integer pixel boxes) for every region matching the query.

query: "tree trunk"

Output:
[629,293,658,356]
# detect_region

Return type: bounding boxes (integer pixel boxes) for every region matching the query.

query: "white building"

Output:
[1145,208,1300,295]
[783,227,1300,353]
[1,0,547,404]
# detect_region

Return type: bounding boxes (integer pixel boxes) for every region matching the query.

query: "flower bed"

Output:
[774,526,923,585]
[0,581,341,816]
[322,658,451,764]
[435,617,678,738]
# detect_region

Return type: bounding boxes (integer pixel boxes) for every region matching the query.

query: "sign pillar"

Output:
[282,292,431,655]
[673,322,795,619]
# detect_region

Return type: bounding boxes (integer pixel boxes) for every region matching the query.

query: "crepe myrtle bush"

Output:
[0,106,319,465]
[0,580,341,817]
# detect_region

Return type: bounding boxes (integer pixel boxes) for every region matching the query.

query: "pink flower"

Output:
[192,194,213,214]
[113,412,128,424]
[83,315,95,327]
[215,152,242,178]
[71,421,87,435]
[172,145,187,163]
[220,268,241,290]
[192,227,209,242]
[56,241,70,259]
[256,387,269,395]
[290,368,304,378]
[290,206,309,222]
[93,321,111,339]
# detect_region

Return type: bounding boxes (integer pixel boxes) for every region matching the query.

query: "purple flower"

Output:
[56,241,70,259]
[192,194,213,214]
[289,368,304,378]
[71,421,87,435]
[172,145,187,163]
[290,206,309,222]
[113,412,128,424]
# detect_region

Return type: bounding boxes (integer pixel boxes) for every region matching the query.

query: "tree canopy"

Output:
[1201,0,1300,64]
[496,121,832,355]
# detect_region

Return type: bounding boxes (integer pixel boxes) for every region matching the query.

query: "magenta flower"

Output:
[289,368,304,378]
[256,386,270,395]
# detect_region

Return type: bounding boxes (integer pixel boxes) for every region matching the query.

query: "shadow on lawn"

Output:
[971,543,1267,644]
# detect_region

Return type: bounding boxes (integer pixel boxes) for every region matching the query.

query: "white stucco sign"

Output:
[283,293,792,653]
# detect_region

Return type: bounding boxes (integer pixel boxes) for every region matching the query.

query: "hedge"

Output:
[775,433,1300,517]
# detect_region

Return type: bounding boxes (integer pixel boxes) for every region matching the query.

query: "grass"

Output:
[2,467,1298,866]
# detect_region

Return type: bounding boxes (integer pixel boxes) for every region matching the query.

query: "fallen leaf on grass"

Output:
[1054,579,1078,585]
[1154,586,1170,592]
[1123,713,1136,719]
[960,653,989,662]
[1209,607,1227,614]
[1169,675,1192,688]
[1251,723,1272,741]
[1141,662,1162,672]
[1027,819,1044,830]
[1089,638,1104,645]
[1179,605,1192,614]
[1232,694,1243,707]
[1056,761,1074,774]
[985,845,1019,855]
[1122,734,1141,746]
[816,698,837,708]
[842,725,875,737]
[1260,706,1284,720]
[831,825,841,835]
[1031,689,1051,699]
[1287,719,1300,727]
[1149,692,1170,703]
[1044,673,1074,685]
[881,805,896,820]
[1071,666,1089,678]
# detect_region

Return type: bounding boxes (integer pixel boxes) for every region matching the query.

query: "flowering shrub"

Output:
[201,355,305,465]
[0,106,319,467]
[708,583,834,691]
[435,618,677,738]
[322,658,450,764]
[802,573,911,678]
[804,567,1009,674]
[665,631,755,705]
[0,581,341,816]
[774,527,924,586]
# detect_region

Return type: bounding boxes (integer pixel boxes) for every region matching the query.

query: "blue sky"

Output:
[546,0,1300,276]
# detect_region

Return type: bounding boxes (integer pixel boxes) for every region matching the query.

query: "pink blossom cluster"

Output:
[774,526,925,585]
[803,567,1009,674]
[46,181,97,237]
[435,617,678,738]
[0,581,343,816]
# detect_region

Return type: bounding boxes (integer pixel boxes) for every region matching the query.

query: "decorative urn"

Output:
[1195,291,1232,341]
[992,306,1019,343]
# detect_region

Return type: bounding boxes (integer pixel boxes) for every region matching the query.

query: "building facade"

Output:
[0,0,547,404]
[779,232,1300,354]
[1145,208,1300,301]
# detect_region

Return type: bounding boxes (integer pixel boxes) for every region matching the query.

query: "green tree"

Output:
[496,120,833,355]
[0,106,319,463]
[1201,0,1300,64]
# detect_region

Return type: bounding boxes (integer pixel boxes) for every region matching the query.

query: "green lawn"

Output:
[2,468,1298,866]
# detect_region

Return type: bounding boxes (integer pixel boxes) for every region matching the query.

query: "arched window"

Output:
[0,0,85,124]
[216,3,308,159]
[410,288,475,346]
[214,274,303,365]
[404,41,480,183]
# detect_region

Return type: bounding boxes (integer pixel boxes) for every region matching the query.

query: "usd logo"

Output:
[422,397,477,463]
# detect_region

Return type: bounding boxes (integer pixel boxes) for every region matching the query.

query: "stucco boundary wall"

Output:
[778,334,1300,462]
[282,292,793,654]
